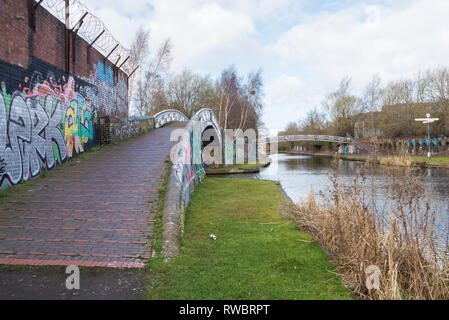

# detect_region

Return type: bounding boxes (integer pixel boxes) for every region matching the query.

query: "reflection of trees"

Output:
[281,156,333,171]
[277,156,449,216]
[422,168,449,200]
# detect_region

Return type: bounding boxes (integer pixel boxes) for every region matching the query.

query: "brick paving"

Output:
[0,128,176,268]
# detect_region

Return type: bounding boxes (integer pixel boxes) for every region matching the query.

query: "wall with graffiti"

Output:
[110,117,155,143]
[360,136,449,156]
[0,1,131,191]
[0,56,129,191]
[82,60,128,119]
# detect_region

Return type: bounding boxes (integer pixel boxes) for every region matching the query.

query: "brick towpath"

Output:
[0,128,176,269]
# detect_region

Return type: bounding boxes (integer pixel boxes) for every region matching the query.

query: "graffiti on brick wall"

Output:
[81,60,128,118]
[0,57,98,191]
[0,157,5,176]
[110,118,155,142]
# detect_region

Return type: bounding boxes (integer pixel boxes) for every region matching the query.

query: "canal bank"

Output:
[227,153,449,299]
[146,177,352,299]
[286,151,449,169]
[222,153,449,233]
[205,158,272,175]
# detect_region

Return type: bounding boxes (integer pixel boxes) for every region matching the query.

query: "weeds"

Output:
[286,156,449,299]
[380,152,414,167]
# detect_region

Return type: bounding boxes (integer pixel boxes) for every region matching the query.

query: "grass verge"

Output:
[146,159,171,265]
[145,177,352,300]
[412,156,449,164]
[227,162,261,169]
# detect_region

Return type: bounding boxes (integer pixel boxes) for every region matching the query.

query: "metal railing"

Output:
[153,109,189,128]
[261,135,350,144]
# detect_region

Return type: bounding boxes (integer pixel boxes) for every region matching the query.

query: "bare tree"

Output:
[414,70,431,103]
[299,108,327,134]
[147,38,172,114]
[133,37,172,116]
[323,77,361,136]
[215,66,240,130]
[166,69,213,118]
[362,75,382,138]
[213,66,263,136]
[129,28,150,113]
[233,69,263,138]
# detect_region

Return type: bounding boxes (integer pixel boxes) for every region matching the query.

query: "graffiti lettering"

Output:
[0,57,100,191]
[81,60,128,118]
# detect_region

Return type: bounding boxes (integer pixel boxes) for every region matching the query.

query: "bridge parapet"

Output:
[154,109,189,128]
[261,135,350,144]
[162,108,222,260]
[191,108,222,146]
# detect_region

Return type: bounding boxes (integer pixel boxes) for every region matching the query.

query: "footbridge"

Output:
[264,135,350,144]
[260,134,373,154]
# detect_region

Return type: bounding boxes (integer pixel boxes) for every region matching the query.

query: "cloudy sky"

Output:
[82,0,449,132]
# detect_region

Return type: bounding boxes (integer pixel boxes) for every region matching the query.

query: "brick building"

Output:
[0,0,130,190]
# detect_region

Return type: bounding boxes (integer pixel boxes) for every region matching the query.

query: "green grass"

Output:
[145,178,353,300]
[411,157,449,164]
[149,159,171,257]
[227,162,260,169]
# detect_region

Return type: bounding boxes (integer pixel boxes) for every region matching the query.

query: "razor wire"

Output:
[37,0,137,76]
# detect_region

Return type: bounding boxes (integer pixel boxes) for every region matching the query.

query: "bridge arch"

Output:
[166,108,222,211]
[260,134,372,154]
[154,109,189,128]
[266,135,350,144]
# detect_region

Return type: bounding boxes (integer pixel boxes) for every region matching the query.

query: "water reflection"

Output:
[232,154,448,207]
[223,153,449,243]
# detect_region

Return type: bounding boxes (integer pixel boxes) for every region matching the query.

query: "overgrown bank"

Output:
[287,151,449,169]
[146,178,352,300]
[286,159,449,299]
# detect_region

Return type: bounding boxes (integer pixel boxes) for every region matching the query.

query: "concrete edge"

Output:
[161,165,182,262]
[205,158,272,175]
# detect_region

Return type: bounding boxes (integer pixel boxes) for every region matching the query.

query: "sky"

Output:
[82,0,449,133]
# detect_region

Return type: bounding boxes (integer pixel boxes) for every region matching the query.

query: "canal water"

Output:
[226,153,449,238]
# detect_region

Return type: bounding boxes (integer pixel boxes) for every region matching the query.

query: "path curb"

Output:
[161,166,182,261]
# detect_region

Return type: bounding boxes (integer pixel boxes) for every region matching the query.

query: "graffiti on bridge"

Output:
[154,109,189,128]
[110,117,155,142]
[169,109,220,210]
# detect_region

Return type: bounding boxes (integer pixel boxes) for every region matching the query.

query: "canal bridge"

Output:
[259,134,373,154]
[153,110,373,176]
[0,107,371,267]
[152,108,373,161]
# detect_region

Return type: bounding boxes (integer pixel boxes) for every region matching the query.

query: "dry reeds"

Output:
[286,158,449,299]
[379,156,414,167]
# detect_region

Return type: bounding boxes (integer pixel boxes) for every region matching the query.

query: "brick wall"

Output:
[0,0,129,191]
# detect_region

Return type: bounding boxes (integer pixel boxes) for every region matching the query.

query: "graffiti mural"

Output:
[192,121,204,177]
[0,157,5,176]
[0,57,100,191]
[365,136,449,156]
[81,60,128,118]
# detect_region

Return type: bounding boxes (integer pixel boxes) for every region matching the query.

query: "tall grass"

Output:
[286,157,449,299]
[379,156,414,167]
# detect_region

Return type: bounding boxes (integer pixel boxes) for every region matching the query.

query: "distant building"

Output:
[354,102,448,138]
[379,102,443,137]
